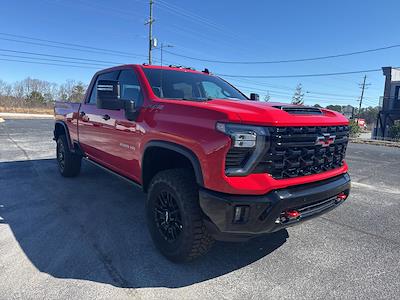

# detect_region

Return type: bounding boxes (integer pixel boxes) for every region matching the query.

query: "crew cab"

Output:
[54,64,351,262]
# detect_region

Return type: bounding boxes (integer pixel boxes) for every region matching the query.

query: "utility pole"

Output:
[145,0,155,64]
[357,75,370,121]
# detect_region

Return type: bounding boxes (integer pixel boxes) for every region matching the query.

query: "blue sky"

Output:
[1,0,399,107]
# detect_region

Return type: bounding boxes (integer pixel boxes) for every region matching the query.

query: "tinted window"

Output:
[143,68,247,101]
[88,71,120,104]
[118,70,143,106]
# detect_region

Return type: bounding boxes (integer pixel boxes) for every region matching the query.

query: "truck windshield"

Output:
[142,68,247,101]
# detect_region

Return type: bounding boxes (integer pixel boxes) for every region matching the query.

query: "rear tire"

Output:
[56,135,81,177]
[146,168,214,262]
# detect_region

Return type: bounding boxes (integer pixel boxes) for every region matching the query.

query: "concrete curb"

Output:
[0,112,54,119]
[0,117,4,123]
[350,138,400,148]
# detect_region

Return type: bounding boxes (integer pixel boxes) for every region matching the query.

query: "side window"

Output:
[88,71,120,104]
[172,82,192,99]
[118,70,143,106]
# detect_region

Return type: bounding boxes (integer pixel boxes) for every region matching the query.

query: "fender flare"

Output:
[142,140,204,187]
[54,121,73,151]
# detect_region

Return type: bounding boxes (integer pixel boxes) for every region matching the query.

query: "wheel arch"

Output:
[54,121,73,151]
[142,141,204,192]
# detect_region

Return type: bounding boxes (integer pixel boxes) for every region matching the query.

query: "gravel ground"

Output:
[0,119,399,300]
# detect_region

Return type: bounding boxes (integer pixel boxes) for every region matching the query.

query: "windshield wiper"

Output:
[182,97,213,102]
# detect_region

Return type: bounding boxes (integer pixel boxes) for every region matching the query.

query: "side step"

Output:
[83,158,143,191]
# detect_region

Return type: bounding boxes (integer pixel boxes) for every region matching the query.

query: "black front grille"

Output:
[254,126,349,179]
[225,148,253,168]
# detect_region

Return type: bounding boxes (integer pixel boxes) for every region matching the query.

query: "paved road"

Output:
[0,119,399,300]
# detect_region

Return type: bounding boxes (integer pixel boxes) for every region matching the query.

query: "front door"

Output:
[78,68,143,182]
[78,70,120,165]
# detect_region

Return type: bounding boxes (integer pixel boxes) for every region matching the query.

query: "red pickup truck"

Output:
[54,64,351,262]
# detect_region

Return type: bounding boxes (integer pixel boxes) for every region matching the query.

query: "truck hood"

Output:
[204,99,349,126]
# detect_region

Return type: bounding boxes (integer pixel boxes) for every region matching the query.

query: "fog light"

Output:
[233,205,249,223]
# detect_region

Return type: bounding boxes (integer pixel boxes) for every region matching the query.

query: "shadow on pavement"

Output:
[0,158,287,288]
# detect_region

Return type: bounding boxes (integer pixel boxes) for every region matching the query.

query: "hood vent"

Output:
[273,106,323,115]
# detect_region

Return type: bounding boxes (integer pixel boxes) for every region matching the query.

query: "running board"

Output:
[83,158,143,191]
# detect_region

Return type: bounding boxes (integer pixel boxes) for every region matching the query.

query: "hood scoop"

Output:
[273,105,323,115]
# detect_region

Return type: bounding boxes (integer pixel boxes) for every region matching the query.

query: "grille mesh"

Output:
[254,126,349,179]
[225,148,253,168]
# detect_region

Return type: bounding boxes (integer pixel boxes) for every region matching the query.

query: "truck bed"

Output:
[54,101,81,121]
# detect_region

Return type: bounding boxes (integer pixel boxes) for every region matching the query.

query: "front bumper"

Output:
[199,173,351,241]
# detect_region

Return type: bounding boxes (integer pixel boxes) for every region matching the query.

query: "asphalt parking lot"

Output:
[0,118,399,300]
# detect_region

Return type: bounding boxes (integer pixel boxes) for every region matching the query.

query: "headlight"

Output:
[216,122,270,176]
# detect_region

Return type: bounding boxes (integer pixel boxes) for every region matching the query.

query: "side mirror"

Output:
[124,100,137,121]
[96,80,124,110]
[250,93,259,101]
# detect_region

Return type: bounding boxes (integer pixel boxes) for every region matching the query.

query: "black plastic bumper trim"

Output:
[199,173,351,241]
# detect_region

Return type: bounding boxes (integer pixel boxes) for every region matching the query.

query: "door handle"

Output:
[80,111,89,122]
[102,114,111,121]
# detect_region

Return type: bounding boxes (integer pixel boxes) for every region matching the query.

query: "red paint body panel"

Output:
[54,64,350,196]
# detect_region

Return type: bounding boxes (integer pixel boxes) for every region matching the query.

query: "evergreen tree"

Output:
[292,84,304,105]
[70,82,87,102]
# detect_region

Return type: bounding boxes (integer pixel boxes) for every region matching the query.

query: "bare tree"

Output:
[0,77,88,111]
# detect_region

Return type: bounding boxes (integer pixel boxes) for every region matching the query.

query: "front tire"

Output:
[56,135,81,177]
[146,169,214,262]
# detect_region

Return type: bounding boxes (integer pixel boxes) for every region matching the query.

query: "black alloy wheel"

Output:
[154,190,183,242]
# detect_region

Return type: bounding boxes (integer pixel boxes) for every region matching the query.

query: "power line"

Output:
[216,69,381,79]
[164,43,400,64]
[0,58,101,69]
[233,83,360,102]
[305,90,360,98]
[0,33,147,59]
[0,48,124,65]
[157,0,232,36]
[0,53,109,67]
[231,77,362,98]
[0,57,380,106]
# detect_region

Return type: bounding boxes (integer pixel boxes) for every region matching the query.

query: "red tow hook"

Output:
[336,192,348,203]
[277,209,301,224]
[284,210,301,219]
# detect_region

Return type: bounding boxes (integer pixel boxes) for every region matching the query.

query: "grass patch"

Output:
[0,106,53,115]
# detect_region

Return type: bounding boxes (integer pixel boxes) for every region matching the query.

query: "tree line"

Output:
[289,83,379,125]
[0,77,87,109]
[0,77,380,126]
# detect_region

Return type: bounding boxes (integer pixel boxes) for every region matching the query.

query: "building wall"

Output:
[389,69,400,99]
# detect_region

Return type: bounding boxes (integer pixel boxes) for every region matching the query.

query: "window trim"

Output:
[118,69,144,108]
[86,74,99,105]
[85,70,121,105]
[395,86,400,101]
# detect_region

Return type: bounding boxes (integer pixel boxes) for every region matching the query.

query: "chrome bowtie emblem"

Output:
[315,133,336,147]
